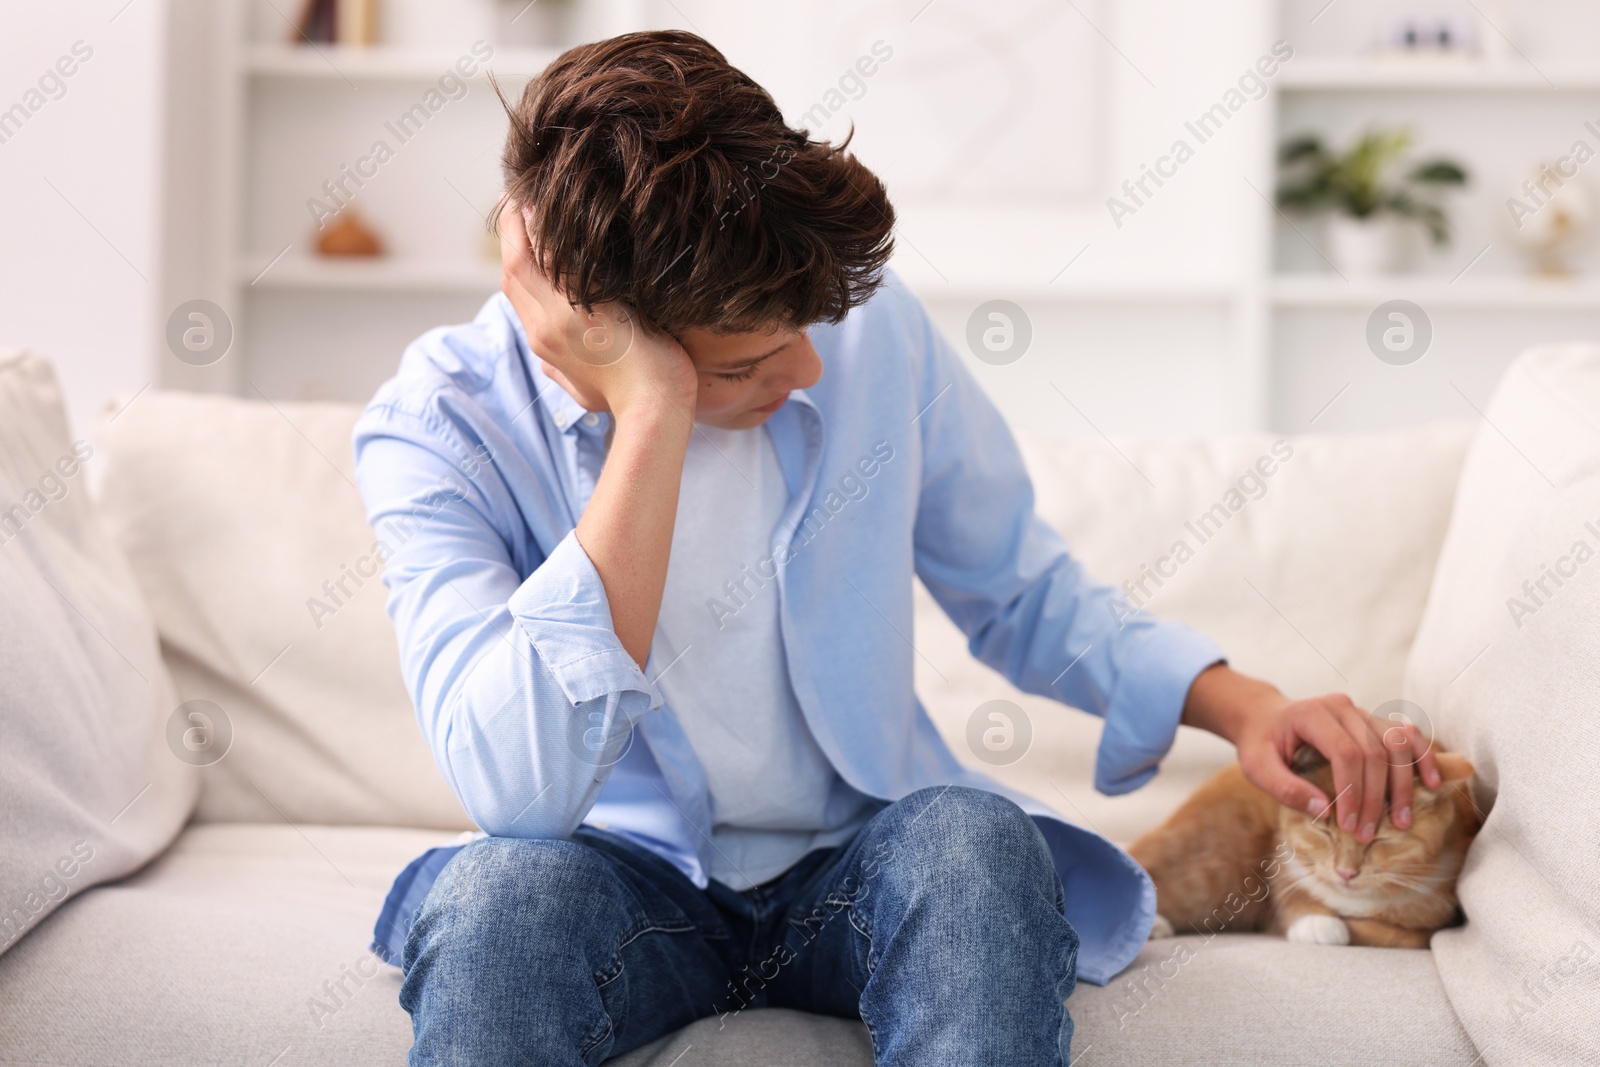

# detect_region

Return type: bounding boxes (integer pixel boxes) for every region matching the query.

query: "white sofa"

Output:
[1,343,1595,1067]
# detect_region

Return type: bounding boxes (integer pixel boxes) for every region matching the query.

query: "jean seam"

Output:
[576,1008,614,1061]
[399,899,428,974]
[858,1001,882,1062]
[583,921,709,1061]
[847,907,873,946]
[593,919,700,987]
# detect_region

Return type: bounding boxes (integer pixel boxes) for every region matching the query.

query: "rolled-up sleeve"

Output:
[353,406,659,839]
[902,290,1224,795]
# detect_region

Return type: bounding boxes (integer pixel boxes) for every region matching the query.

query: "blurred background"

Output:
[6,0,1600,441]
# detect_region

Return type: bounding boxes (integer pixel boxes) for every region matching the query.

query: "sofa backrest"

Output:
[93,388,1474,837]
[95,391,471,831]
[922,424,1475,842]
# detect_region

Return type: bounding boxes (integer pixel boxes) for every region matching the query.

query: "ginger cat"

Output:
[1129,747,1481,949]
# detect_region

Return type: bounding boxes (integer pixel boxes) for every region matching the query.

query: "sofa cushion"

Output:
[0,826,1473,1066]
[1404,344,1600,1067]
[617,933,1475,1067]
[0,350,197,958]
[95,390,471,830]
[919,425,1476,845]
[0,824,447,1066]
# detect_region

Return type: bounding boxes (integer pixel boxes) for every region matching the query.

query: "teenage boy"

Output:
[353,30,1439,1067]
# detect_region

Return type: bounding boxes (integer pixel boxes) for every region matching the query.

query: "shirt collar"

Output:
[513,317,610,438]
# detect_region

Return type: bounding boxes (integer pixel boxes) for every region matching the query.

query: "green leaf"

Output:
[1279,135,1326,164]
[1410,160,1468,185]
[1274,126,1468,240]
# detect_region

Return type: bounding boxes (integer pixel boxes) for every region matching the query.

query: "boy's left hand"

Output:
[1180,663,1442,841]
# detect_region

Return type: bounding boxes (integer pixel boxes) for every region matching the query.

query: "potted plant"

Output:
[1277,129,1468,276]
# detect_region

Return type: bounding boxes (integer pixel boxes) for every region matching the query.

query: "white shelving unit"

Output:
[239,255,502,292]
[885,266,1239,306]
[1280,58,1600,91]
[1272,275,1600,310]
[1260,0,1600,432]
[166,0,648,404]
[243,43,561,80]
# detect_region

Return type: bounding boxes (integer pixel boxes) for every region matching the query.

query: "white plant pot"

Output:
[1326,214,1405,277]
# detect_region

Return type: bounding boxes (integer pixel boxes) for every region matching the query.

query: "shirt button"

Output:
[583,412,601,427]
[553,411,568,428]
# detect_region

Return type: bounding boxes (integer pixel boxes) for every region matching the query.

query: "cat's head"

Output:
[1276,745,1480,907]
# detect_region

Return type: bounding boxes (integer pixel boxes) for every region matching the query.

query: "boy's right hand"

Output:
[497,200,696,669]
[498,200,698,419]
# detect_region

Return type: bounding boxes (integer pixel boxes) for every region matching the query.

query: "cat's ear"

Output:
[1413,751,1476,808]
[1290,743,1329,775]
[1431,751,1475,783]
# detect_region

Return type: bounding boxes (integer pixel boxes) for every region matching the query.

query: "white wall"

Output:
[0,0,170,439]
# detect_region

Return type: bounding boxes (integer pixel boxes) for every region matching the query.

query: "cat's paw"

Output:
[1286,914,1351,946]
[1148,914,1175,940]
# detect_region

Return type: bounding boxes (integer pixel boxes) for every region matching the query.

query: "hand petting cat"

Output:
[1179,663,1442,843]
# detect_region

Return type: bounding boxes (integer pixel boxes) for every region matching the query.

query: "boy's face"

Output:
[680,326,823,430]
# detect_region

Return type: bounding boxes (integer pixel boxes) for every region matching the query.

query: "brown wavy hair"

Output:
[494,30,895,336]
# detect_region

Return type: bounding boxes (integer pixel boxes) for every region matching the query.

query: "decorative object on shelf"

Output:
[291,0,380,46]
[496,0,573,48]
[291,0,334,43]
[1379,11,1477,61]
[1507,162,1593,277]
[316,211,386,257]
[1278,129,1468,276]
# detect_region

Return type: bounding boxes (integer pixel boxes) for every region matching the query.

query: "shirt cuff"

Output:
[507,530,663,711]
[1094,622,1226,795]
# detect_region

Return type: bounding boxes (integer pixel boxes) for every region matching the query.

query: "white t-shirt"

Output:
[648,423,877,889]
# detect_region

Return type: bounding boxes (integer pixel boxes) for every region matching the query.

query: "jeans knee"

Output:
[404,836,621,976]
[873,787,1057,900]
[401,837,638,1062]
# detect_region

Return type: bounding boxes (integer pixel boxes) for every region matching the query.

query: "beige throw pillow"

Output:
[0,350,197,957]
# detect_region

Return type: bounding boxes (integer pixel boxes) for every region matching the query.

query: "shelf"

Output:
[244,44,559,82]
[235,255,1240,305]
[1272,274,1600,310]
[894,270,1237,304]
[1280,58,1600,91]
[239,255,500,292]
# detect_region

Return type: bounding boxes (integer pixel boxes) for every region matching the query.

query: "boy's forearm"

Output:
[575,397,694,667]
[1180,663,1284,740]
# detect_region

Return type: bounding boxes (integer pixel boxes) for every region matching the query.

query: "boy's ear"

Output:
[1430,751,1475,783]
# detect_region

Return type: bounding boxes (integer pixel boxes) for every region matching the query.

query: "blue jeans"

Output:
[399,786,1079,1066]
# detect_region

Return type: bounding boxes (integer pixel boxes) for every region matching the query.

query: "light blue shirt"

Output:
[644,422,883,889]
[352,272,1225,985]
